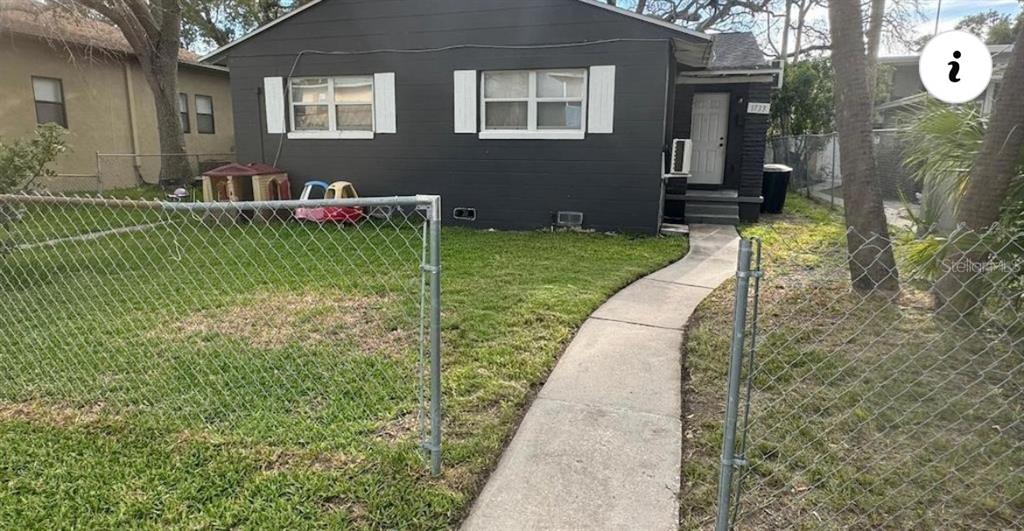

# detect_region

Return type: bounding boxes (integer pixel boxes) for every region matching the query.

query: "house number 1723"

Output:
[747,102,771,115]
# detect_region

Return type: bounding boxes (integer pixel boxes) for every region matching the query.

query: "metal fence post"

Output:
[715,239,754,531]
[830,133,838,209]
[424,195,443,475]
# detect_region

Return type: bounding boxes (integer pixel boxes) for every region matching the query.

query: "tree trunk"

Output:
[140,54,191,187]
[64,0,190,187]
[934,29,1024,315]
[958,29,1024,230]
[828,0,899,292]
[865,0,886,100]
[780,0,793,64]
[792,0,807,63]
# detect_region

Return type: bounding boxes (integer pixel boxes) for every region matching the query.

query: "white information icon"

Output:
[919,30,993,104]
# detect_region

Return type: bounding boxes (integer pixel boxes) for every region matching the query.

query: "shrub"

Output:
[0,123,69,194]
[0,124,69,246]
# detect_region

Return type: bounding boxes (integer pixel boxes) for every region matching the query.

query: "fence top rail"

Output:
[95,152,236,158]
[0,194,439,212]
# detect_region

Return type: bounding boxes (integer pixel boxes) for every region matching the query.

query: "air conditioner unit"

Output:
[670,139,693,176]
[556,211,584,228]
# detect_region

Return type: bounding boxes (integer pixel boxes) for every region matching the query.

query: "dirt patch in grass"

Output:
[321,495,369,520]
[160,290,413,356]
[0,400,112,427]
[375,411,421,443]
[174,429,359,473]
[259,448,355,473]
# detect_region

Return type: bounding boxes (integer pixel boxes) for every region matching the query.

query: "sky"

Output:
[790,0,1022,56]
[916,0,1022,37]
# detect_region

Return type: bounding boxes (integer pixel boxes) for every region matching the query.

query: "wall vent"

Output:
[670,138,693,175]
[453,207,477,221]
[556,211,584,227]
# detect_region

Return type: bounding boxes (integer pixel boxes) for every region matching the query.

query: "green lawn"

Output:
[0,199,686,529]
[680,195,1022,529]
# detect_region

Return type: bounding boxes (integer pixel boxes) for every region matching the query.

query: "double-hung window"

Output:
[32,76,67,128]
[289,76,374,139]
[195,95,215,134]
[480,69,587,139]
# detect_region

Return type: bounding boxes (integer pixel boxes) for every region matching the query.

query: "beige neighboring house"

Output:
[0,0,234,191]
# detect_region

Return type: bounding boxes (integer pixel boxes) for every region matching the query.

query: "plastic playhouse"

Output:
[201,163,291,221]
[295,180,366,223]
[201,163,290,203]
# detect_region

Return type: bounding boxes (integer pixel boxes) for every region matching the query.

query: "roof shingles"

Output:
[0,0,199,62]
[709,32,768,70]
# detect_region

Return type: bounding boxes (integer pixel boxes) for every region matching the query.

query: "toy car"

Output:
[295,180,366,223]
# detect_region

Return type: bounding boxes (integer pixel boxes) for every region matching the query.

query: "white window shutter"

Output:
[453,70,477,133]
[588,65,616,134]
[374,72,397,134]
[263,77,285,134]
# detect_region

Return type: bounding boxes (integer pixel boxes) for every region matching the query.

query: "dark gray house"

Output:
[202,0,777,234]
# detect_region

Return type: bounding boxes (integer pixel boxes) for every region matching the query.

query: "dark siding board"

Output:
[228,0,706,60]
[228,0,675,233]
[738,82,771,221]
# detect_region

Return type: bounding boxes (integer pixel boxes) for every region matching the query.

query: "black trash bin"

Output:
[761,164,793,214]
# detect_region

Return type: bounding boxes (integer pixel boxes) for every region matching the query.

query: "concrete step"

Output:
[660,223,689,236]
[687,203,738,216]
[686,201,739,225]
[685,213,740,225]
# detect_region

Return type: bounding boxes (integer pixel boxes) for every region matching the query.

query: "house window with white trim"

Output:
[289,76,374,138]
[480,69,587,139]
[195,94,215,134]
[32,76,67,128]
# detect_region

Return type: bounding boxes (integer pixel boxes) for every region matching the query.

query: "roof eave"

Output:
[200,0,325,64]
[573,0,710,41]
[200,0,712,64]
[3,27,220,70]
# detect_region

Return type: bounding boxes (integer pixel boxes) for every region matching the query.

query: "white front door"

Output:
[688,93,730,185]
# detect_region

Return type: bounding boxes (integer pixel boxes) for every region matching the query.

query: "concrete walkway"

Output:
[463,224,740,531]
[805,183,917,230]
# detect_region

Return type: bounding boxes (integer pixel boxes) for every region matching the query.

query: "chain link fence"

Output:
[95,153,236,192]
[767,133,841,199]
[767,131,920,209]
[715,227,1023,529]
[40,153,236,194]
[0,193,443,474]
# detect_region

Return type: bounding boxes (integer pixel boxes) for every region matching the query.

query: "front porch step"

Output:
[687,203,739,216]
[682,189,739,200]
[685,201,739,226]
[685,213,740,225]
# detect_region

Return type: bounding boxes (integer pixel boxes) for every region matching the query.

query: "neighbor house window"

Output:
[32,76,67,128]
[480,69,586,139]
[289,76,374,138]
[179,93,190,133]
[196,94,215,134]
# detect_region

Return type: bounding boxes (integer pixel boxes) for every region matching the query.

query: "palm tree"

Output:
[828,0,899,292]
[932,29,1024,314]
